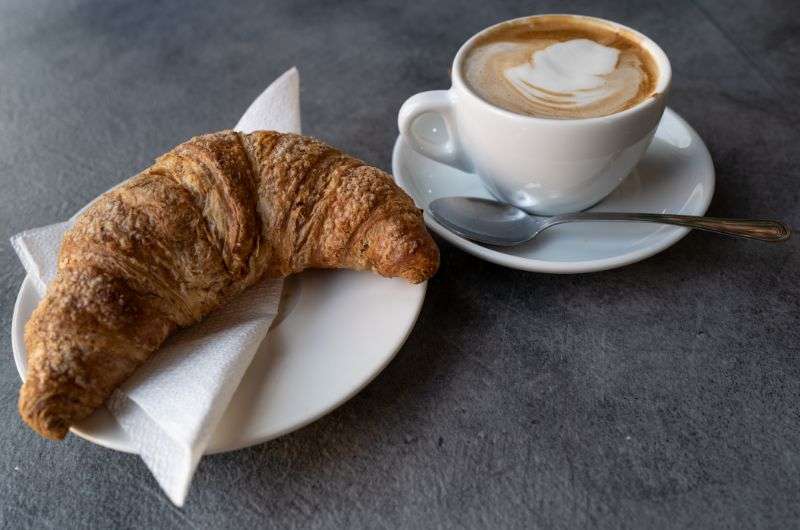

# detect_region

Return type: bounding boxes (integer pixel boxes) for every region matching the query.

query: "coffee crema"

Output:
[462,16,659,119]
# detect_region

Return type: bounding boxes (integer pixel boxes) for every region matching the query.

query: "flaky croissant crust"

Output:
[20,130,438,439]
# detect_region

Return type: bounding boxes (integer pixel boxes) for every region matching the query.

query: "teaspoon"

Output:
[428,197,791,247]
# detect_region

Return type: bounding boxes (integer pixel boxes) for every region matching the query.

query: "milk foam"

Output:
[505,39,621,108]
[463,26,657,119]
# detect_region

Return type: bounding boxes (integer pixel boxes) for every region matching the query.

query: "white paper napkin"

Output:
[10,67,301,506]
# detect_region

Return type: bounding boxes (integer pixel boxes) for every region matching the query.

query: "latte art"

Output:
[506,39,626,108]
[463,17,659,119]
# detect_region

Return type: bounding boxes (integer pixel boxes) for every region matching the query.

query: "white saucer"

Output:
[392,108,715,273]
[12,270,426,453]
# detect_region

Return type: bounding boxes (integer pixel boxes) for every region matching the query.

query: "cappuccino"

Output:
[463,16,659,119]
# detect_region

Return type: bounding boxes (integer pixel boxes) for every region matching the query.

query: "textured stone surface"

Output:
[1,0,799,527]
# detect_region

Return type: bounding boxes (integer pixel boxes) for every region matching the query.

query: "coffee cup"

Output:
[398,14,672,215]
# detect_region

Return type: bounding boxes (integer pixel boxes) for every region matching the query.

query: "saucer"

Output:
[392,107,715,273]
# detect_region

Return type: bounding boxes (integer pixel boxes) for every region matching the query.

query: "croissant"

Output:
[20,130,439,440]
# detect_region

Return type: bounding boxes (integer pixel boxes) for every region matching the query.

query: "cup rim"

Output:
[452,14,673,125]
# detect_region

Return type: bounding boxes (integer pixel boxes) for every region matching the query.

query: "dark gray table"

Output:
[2,1,798,528]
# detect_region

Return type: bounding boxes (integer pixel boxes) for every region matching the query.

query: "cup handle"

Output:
[398,90,472,172]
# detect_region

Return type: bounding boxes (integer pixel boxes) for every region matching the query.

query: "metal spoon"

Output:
[428,197,791,247]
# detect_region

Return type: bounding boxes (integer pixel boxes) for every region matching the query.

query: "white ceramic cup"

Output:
[398,14,672,215]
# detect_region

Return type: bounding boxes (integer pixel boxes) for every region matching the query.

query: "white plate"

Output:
[392,107,715,273]
[12,270,426,453]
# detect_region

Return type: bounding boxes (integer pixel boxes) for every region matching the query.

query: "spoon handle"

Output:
[548,213,791,242]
